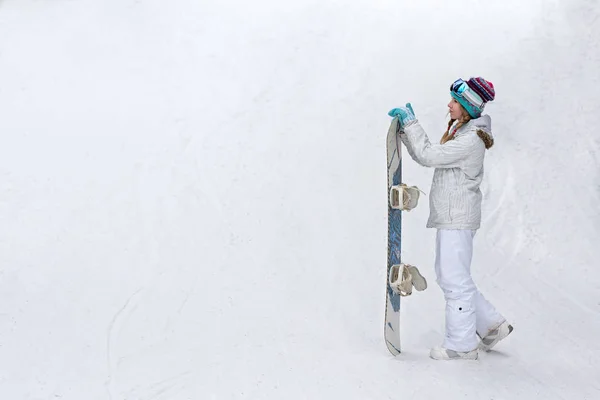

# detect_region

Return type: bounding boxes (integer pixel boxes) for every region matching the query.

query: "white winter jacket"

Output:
[400,115,493,230]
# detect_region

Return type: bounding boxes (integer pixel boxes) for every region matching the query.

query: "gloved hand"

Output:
[388,103,416,127]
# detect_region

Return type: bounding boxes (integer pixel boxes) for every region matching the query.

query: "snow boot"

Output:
[478,321,513,352]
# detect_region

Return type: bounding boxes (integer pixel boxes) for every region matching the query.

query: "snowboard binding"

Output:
[389,184,424,211]
[388,263,427,297]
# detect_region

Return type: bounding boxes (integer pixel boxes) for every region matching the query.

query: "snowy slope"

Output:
[0,0,599,399]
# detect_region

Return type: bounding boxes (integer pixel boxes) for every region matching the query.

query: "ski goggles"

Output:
[450,79,485,108]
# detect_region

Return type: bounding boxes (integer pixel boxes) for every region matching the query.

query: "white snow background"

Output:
[0,0,599,399]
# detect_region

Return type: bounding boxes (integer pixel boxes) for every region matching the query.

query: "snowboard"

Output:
[384,117,403,355]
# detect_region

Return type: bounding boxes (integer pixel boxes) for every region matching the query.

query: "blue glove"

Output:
[388,103,416,127]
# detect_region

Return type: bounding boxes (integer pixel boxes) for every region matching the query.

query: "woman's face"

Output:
[448,98,465,120]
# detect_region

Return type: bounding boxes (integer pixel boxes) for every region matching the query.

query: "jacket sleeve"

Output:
[398,131,426,166]
[402,121,477,169]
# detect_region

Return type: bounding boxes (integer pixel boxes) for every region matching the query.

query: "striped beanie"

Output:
[467,77,495,103]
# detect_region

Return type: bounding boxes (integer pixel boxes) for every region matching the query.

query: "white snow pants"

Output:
[435,229,505,352]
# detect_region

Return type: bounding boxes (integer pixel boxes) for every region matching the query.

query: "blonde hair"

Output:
[441,105,494,149]
[440,112,471,145]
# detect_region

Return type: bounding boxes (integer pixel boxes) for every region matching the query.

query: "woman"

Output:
[388,77,513,360]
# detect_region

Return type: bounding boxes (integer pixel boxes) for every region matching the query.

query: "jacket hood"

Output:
[450,115,494,149]
[471,114,494,149]
[472,115,492,136]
